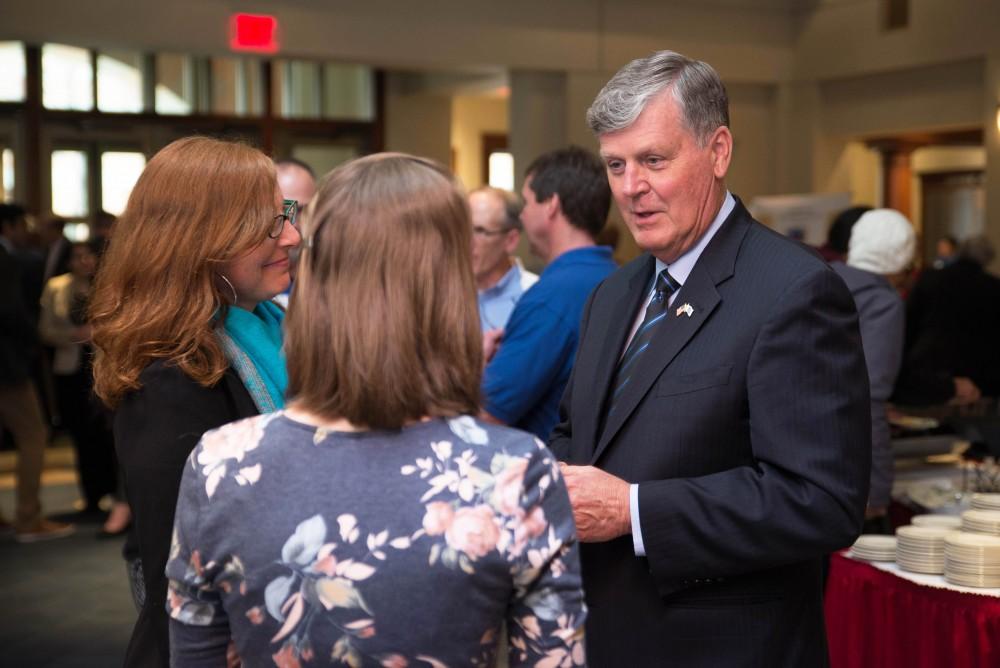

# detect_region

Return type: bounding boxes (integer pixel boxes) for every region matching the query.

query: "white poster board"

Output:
[748,192,852,246]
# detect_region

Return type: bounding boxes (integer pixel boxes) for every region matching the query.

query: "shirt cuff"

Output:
[630,483,645,556]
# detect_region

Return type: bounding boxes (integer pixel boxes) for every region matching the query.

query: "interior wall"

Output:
[384,74,451,167]
[726,82,777,201]
[450,95,507,191]
[793,0,1000,81]
[814,139,881,205]
[818,59,984,137]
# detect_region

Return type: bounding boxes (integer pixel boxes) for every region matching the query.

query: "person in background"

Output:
[481,147,617,440]
[553,50,870,666]
[817,205,872,263]
[273,158,317,308]
[831,209,915,533]
[0,204,75,543]
[0,204,44,324]
[469,186,538,332]
[40,240,124,527]
[931,235,958,269]
[166,152,586,667]
[894,234,1000,406]
[40,216,72,283]
[89,136,300,667]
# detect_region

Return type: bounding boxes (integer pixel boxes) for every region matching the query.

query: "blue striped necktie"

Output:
[604,269,681,420]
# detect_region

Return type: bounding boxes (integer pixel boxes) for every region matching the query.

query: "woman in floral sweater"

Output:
[166,153,587,667]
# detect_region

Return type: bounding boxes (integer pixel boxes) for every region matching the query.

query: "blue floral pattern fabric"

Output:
[166,414,586,667]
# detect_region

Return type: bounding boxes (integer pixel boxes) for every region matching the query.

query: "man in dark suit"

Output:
[550,50,871,666]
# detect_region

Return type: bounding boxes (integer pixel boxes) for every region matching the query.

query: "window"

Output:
[51,150,88,217]
[274,60,321,119]
[43,44,94,111]
[97,50,144,113]
[156,53,194,114]
[488,152,515,191]
[291,144,361,177]
[0,42,26,102]
[101,152,146,215]
[322,64,375,121]
[2,148,14,202]
[212,57,263,116]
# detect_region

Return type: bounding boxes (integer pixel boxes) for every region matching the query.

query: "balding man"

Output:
[276,158,317,212]
[274,159,316,307]
[469,187,537,333]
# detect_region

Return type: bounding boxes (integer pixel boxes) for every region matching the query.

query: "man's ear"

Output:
[709,126,733,179]
[503,229,521,255]
[545,192,562,221]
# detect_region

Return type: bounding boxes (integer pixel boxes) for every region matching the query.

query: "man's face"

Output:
[1,218,29,248]
[469,191,516,286]
[520,177,548,260]
[277,164,317,216]
[598,90,730,263]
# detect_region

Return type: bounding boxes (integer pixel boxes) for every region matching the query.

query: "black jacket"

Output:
[114,360,257,668]
[0,246,38,386]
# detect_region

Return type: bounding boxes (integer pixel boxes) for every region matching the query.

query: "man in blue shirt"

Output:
[481,147,616,440]
[469,187,538,333]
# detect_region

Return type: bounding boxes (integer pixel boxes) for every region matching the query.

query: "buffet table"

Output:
[825,551,1000,668]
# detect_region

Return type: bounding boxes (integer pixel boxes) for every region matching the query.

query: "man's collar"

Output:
[480,261,520,296]
[656,191,734,286]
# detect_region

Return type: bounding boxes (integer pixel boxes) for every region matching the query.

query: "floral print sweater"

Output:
[166,413,586,667]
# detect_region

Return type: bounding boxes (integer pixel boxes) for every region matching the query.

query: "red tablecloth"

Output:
[825,551,1000,668]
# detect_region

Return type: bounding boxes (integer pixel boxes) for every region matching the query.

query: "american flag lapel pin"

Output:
[676,303,694,318]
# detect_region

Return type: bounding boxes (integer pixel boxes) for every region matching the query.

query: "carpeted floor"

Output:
[0,445,134,667]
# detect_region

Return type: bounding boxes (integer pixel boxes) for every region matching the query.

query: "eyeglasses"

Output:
[472,225,512,239]
[269,199,298,239]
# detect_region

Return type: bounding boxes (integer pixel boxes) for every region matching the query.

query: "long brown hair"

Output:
[90,136,277,407]
[285,153,481,429]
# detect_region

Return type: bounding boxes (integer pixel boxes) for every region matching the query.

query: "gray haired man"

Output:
[550,51,870,666]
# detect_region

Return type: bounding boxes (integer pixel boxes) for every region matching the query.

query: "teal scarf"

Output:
[218,301,287,413]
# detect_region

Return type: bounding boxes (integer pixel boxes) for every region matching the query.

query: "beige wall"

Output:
[384,74,451,166]
[818,59,984,138]
[450,95,508,191]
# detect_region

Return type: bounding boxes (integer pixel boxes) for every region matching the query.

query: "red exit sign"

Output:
[229,13,279,53]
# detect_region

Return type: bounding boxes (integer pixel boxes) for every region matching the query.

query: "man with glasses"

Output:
[469,187,537,333]
[481,148,616,441]
[274,158,316,308]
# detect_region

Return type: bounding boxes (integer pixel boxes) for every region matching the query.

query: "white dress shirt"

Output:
[629,191,735,556]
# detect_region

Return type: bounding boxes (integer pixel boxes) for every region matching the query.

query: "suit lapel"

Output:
[588,199,752,465]
[576,258,654,454]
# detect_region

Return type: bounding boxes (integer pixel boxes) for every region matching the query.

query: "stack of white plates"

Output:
[961,509,1000,535]
[944,532,1000,588]
[895,526,954,574]
[971,494,1000,511]
[911,514,962,529]
[851,534,896,561]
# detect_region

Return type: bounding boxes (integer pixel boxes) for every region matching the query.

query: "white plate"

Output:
[912,515,963,529]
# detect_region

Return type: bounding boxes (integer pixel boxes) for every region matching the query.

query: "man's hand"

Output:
[483,328,503,366]
[951,377,981,406]
[560,464,631,542]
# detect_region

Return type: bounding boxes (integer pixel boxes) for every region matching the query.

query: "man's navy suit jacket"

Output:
[550,199,871,667]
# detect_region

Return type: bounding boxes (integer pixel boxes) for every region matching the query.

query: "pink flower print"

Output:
[445,505,501,560]
[272,643,302,668]
[422,502,454,536]
[492,458,528,516]
[511,505,548,556]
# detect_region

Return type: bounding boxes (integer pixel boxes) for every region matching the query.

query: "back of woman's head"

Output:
[286,153,481,429]
[90,136,277,406]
